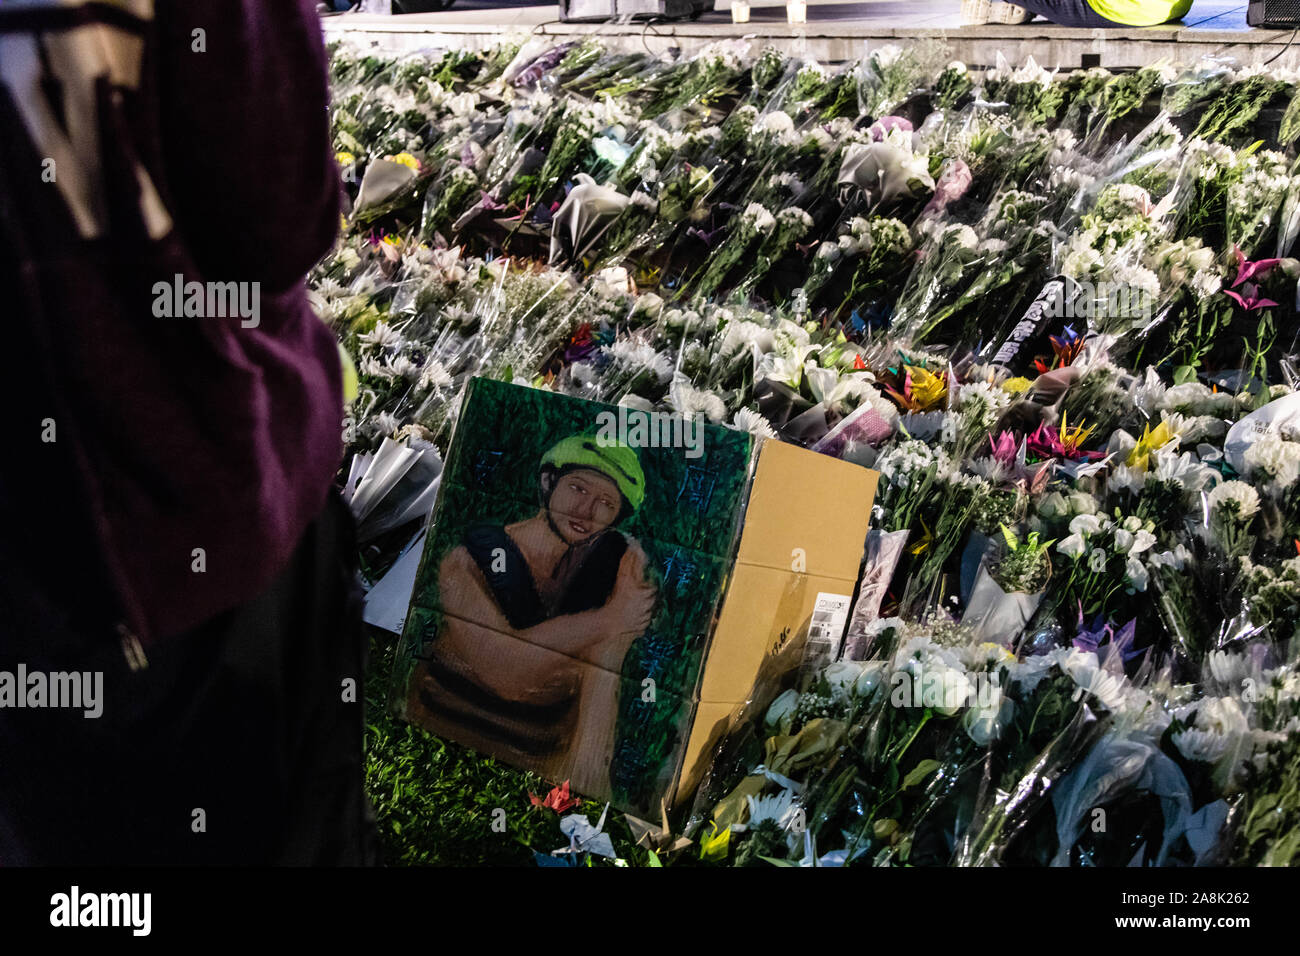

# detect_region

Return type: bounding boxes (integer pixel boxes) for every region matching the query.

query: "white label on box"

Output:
[807,592,853,659]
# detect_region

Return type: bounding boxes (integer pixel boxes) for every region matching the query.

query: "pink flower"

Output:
[1026,422,1066,459]
[1224,283,1278,312]
[1231,244,1283,288]
[922,159,972,218]
[989,429,1019,465]
[869,116,913,140]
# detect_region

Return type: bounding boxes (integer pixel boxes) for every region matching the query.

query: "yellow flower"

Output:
[337,343,358,404]
[906,366,948,410]
[908,517,933,557]
[1001,376,1033,394]
[1126,419,1174,470]
[387,152,420,172]
[1059,411,1095,455]
[699,823,732,862]
[335,150,356,167]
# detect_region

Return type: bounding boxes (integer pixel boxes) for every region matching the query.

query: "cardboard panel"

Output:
[394,378,880,814]
[399,618,692,812]
[411,477,735,698]
[676,699,745,806]
[396,378,751,812]
[437,379,753,556]
[697,564,859,704]
[736,439,879,579]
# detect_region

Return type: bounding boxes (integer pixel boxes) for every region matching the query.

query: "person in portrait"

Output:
[408,434,657,794]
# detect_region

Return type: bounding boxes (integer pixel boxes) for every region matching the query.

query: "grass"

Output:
[363,625,668,866]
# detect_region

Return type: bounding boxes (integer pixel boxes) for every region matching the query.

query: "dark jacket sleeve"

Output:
[154,0,340,293]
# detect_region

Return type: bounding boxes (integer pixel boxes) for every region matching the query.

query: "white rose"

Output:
[1069,513,1103,536]
[963,687,1013,746]
[1125,555,1149,591]
[824,661,868,698]
[764,689,800,735]
[1057,533,1087,559]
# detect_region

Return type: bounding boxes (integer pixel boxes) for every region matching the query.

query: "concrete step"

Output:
[321,1,1300,69]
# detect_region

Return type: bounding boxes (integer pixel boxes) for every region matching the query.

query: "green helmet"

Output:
[540,434,645,513]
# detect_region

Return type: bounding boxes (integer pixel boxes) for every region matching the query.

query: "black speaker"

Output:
[1249,0,1300,27]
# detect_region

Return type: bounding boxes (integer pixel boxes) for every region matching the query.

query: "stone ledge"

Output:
[321,4,1300,69]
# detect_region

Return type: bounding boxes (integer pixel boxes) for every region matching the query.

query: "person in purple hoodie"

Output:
[0,1,374,864]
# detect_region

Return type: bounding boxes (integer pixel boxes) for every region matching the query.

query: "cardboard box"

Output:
[391,378,877,815]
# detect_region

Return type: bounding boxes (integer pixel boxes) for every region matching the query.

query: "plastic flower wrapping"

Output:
[321,37,1300,866]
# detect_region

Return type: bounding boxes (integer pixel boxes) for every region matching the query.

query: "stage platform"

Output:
[321,1,1300,69]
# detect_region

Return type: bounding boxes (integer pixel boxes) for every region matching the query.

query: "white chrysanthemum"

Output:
[417,359,453,392]
[898,410,947,442]
[894,648,972,716]
[857,382,900,425]
[731,407,778,439]
[605,339,673,383]
[442,302,474,327]
[1243,435,1300,492]
[943,224,979,249]
[386,355,419,381]
[1147,448,1215,492]
[1208,479,1261,520]
[1159,382,1213,416]
[669,381,727,423]
[1208,650,1252,688]
[756,111,796,137]
[359,320,404,350]
[1172,697,1250,764]
[742,202,777,234]
[358,355,395,381]
[1062,649,1127,711]
[825,376,880,417]
[720,319,775,357]
[777,206,815,232]
[371,411,401,437]
[746,789,798,829]
[956,380,1011,413]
